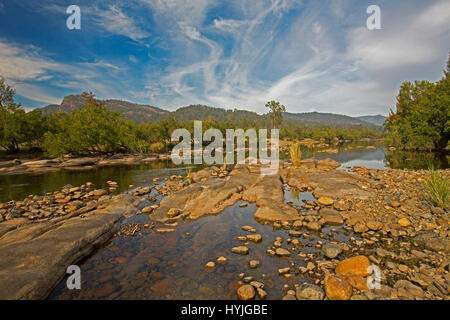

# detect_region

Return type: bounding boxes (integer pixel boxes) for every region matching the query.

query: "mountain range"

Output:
[40,94,386,127]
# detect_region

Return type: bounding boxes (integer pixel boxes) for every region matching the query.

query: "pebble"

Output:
[231,246,249,255]
[237,285,255,300]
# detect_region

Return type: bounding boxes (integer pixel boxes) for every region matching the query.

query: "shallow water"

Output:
[48,185,363,300]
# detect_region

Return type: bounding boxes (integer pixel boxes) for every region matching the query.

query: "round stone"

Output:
[296,283,325,300]
[237,285,255,300]
[398,218,411,227]
[322,243,342,259]
[318,197,334,206]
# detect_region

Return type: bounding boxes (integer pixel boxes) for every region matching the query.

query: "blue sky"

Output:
[0,0,449,116]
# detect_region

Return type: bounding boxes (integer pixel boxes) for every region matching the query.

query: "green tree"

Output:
[42,94,144,156]
[384,54,450,150]
[265,100,286,129]
[0,77,45,152]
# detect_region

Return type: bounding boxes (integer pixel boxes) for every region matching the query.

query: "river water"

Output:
[0,142,447,203]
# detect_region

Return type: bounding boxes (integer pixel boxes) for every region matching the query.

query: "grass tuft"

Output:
[424,167,449,209]
[289,142,302,167]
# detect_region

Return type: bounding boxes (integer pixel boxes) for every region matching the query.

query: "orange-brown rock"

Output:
[324,274,353,300]
[346,274,367,291]
[335,255,371,277]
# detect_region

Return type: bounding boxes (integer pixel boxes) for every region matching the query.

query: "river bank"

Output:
[0,158,448,300]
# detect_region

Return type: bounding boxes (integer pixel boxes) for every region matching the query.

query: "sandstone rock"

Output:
[353,222,368,233]
[237,285,255,300]
[322,243,342,259]
[366,220,383,231]
[346,274,367,291]
[250,281,264,289]
[0,194,139,299]
[275,248,291,257]
[217,256,227,264]
[231,246,249,255]
[324,274,352,300]
[246,234,262,243]
[319,208,344,225]
[93,189,107,197]
[254,203,300,223]
[278,267,290,275]
[289,230,301,237]
[249,260,260,269]
[398,218,411,227]
[318,197,334,206]
[306,221,322,231]
[256,288,267,299]
[154,228,175,233]
[141,206,153,214]
[390,201,401,208]
[167,208,182,218]
[295,283,325,300]
[333,200,350,211]
[336,256,371,277]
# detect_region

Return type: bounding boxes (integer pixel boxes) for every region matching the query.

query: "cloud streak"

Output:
[0,0,448,116]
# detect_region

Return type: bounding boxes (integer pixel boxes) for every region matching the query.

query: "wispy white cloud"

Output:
[95,5,150,41]
[0,40,65,81]
[3,0,449,116]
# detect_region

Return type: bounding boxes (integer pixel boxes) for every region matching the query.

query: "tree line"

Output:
[1,78,383,157]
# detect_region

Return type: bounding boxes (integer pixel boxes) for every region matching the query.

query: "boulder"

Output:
[335,256,371,277]
[324,274,352,300]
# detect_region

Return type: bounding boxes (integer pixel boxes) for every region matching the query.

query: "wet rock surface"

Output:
[0,192,139,299]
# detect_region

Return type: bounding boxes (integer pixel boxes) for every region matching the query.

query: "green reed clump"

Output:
[289,142,302,167]
[424,167,449,209]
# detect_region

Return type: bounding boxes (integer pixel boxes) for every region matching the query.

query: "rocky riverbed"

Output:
[0,158,449,300]
[0,153,172,176]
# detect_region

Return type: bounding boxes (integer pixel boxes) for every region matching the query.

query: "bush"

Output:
[149,142,165,153]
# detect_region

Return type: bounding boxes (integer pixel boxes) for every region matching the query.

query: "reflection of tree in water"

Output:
[386,150,449,170]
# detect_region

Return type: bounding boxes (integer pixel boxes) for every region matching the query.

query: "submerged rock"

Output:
[231,246,249,255]
[295,283,325,300]
[322,243,342,259]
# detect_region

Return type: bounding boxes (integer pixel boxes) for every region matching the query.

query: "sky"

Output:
[0,0,449,116]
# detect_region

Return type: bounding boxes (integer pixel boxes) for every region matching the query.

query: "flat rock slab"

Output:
[0,194,139,299]
[281,168,374,200]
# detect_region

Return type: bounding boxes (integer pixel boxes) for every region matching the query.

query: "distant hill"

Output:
[39,94,383,127]
[40,94,169,124]
[283,112,376,127]
[172,105,263,122]
[356,115,387,126]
